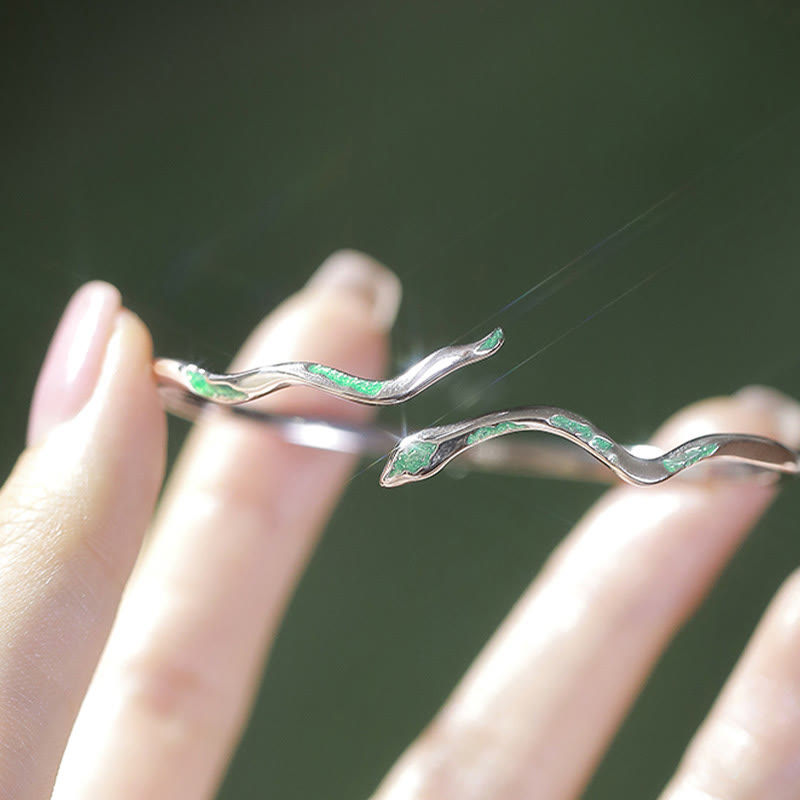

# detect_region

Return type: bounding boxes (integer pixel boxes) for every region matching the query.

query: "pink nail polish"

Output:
[27,282,122,446]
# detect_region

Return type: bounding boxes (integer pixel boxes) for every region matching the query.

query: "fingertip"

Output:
[305,249,402,332]
[88,308,166,486]
[735,385,800,446]
[113,308,159,393]
[651,387,800,452]
[27,281,122,447]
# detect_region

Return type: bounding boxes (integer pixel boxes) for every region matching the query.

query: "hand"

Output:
[1,251,396,799]
[1,252,798,799]
[371,384,800,800]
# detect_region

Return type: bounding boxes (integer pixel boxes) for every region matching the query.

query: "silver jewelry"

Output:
[155,328,800,488]
[154,327,504,406]
[379,408,799,487]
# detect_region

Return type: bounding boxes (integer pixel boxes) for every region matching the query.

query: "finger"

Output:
[55,252,401,799]
[0,283,165,800]
[371,387,800,800]
[660,527,800,797]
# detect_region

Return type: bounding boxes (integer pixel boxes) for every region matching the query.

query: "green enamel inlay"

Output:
[662,443,719,474]
[589,435,613,452]
[306,363,383,396]
[387,440,438,478]
[467,421,526,446]
[476,327,504,352]
[551,415,614,454]
[550,414,593,441]
[186,367,248,402]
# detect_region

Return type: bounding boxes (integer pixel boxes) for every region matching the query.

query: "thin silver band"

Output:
[153,327,504,407]
[158,388,799,487]
[379,407,800,487]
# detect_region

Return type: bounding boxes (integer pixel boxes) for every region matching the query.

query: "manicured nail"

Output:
[736,385,800,447]
[27,282,122,446]
[306,249,402,331]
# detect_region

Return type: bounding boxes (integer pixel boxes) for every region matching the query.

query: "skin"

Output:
[2,250,800,799]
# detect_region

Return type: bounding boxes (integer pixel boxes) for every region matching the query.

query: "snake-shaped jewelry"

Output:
[154,327,504,406]
[155,326,800,488]
[380,408,800,487]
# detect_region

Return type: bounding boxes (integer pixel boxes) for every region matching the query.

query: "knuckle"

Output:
[123,648,229,735]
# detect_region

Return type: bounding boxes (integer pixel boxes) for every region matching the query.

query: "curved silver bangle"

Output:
[154,327,504,406]
[379,407,800,487]
[157,392,800,487]
[154,327,800,488]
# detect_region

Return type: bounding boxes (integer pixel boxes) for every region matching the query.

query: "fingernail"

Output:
[27,282,121,446]
[736,385,800,447]
[305,249,402,331]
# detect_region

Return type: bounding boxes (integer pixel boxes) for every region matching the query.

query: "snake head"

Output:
[380,437,440,487]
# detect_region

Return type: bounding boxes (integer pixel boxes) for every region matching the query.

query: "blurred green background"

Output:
[3,1,800,797]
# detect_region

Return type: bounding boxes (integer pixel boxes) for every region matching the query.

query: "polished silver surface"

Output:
[159,386,400,455]
[154,327,504,407]
[380,407,800,487]
[160,391,800,488]
[156,326,799,489]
